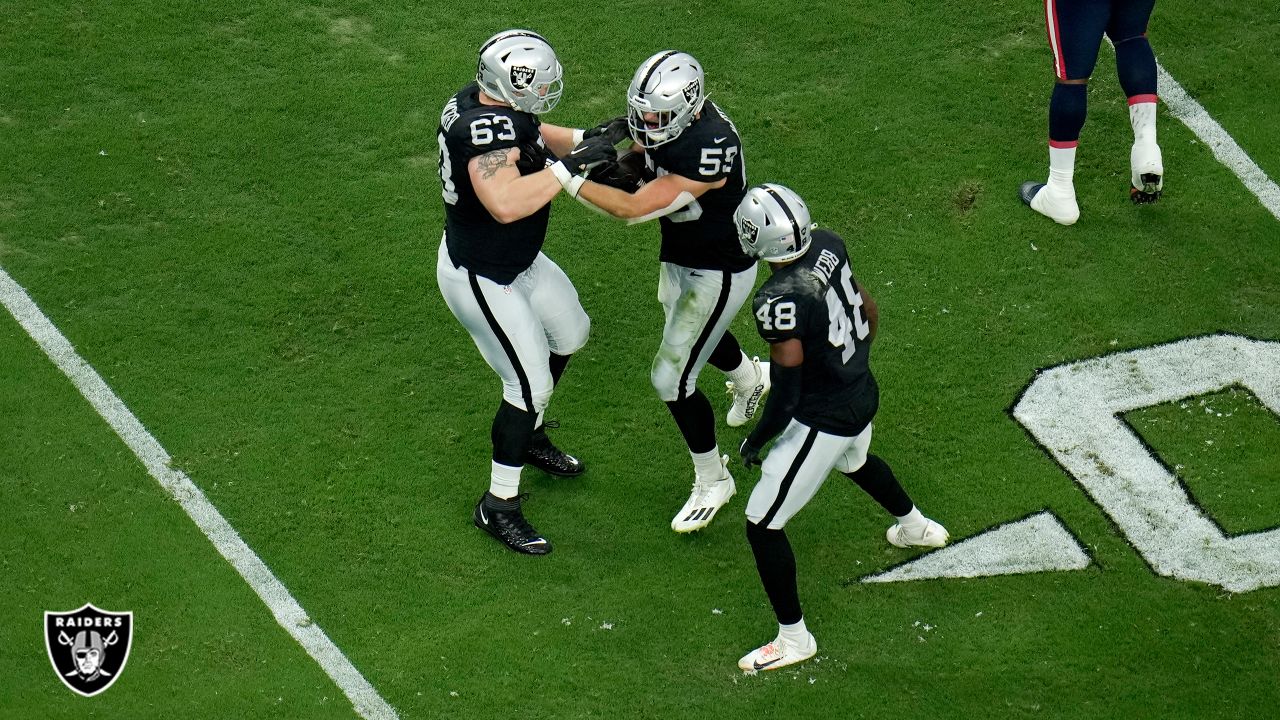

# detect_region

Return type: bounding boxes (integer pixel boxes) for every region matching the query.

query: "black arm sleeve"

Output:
[746,362,802,449]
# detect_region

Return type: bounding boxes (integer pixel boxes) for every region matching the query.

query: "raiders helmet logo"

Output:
[681,79,701,106]
[739,217,760,246]
[45,603,133,697]
[510,65,536,90]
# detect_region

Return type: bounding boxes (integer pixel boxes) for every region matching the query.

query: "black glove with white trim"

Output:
[559,135,618,175]
[583,116,631,146]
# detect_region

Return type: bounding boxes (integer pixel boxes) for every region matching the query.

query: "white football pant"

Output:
[746,419,874,529]
[436,235,590,413]
[651,262,757,402]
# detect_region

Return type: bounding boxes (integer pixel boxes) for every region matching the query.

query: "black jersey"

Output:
[437,82,554,284]
[645,100,753,273]
[752,230,878,436]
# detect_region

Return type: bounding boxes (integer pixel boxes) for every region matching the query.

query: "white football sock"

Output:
[779,618,810,646]
[691,448,725,482]
[725,353,759,388]
[1129,101,1158,146]
[895,506,928,533]
[1047,144,1077,193]
[489,461,522,500]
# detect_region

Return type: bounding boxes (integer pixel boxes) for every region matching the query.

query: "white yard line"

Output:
[1156,63,1280,222]
[0,267,399,720]
[1103,35,1280,222]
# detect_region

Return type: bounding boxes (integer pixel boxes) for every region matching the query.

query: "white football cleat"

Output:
[1130,141,1164,204]
[887,519,949,548]
[671,455,735,533]
[738,632,817,672]
[1019,181,1080,226]
[726,357,770,428]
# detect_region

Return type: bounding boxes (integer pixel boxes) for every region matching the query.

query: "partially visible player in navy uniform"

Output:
[435,29,618,555]
[1021,0,1164,225]
[731,184,948,672]
[577,51,771,534]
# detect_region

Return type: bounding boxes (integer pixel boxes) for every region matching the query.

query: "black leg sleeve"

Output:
[664,390,717,454]
[844,454,913,517]
[549,352,571,386]
[746,520,803,625]
[707,331,743,372]
[491,400,536,467]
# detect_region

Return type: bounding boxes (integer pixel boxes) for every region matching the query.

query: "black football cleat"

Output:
[1018,181,1045,207]
[525,423,586,477]
[1130,173,1163,205]
[473,493,552,555]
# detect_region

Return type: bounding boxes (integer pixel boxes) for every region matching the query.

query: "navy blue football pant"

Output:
[1043,0,1158,143]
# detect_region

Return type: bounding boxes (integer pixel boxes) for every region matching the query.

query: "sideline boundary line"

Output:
[0,267,399,720]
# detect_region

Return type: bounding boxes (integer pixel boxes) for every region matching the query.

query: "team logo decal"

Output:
[45,603,133,697]
[682,79,701,106]
[510,65,536,90]
[739,217,760,246]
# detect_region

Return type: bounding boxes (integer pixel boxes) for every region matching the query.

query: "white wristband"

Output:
[551,161,586,198]
[571,128,585,145]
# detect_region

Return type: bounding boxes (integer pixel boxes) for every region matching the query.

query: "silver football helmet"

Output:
[475,30,563,115]
[734,184,814,263]
[627,51,706,148]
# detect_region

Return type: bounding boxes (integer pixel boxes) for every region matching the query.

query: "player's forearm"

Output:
[576,181,644,219]
[486,170,563,224]
[746,363,802,448]
[539,123,581,158]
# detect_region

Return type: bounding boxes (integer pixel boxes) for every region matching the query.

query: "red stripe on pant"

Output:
[1045,0,1066,80]
[1128,93,1159,105]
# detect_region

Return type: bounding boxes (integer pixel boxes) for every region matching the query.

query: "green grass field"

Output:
[2,1,1278,718]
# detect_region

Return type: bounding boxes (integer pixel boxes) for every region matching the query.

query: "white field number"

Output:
[1013,334,1280,593]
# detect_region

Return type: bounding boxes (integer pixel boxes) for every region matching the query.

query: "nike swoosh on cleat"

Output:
[479,507,489,526]
[523,538,547,546]
[753,657,782,670]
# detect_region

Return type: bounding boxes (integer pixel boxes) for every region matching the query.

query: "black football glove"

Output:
[583,116,631,146]
[587,149,645,191]
[559,135,618,175]
[739,437,764,468]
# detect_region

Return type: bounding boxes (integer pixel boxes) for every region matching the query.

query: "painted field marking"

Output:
[0,267,399,720]
[1107,37,1280,222]
[1157,63,1280,221]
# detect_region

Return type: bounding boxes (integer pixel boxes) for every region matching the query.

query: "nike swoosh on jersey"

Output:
[713,136,728,144]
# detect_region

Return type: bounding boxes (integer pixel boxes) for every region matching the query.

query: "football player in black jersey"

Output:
[731,184,948,671]
[435,29,618,555]
[1020,0,1163,225]
[576,51,771,534]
